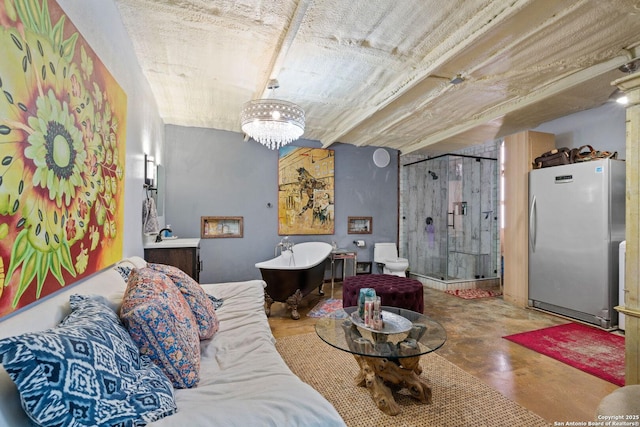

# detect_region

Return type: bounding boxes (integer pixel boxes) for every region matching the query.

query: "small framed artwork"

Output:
[347,216,372,234]
[201,216,244,238]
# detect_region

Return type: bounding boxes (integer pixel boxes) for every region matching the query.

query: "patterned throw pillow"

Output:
[149,263,219,340]
[120,268,201,388]
[0,294,176,427]
[115,264,133,281]
[208,294,224,310]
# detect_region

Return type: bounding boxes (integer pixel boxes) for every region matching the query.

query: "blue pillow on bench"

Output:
[0,294,177,427]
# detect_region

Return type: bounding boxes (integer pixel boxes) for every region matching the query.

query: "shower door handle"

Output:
[447,211,455,229]
[529,196,536,252]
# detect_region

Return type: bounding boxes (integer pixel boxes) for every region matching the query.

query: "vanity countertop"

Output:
[143,237,201,249]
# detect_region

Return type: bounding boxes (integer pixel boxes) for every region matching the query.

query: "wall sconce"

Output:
[144,154,156,189]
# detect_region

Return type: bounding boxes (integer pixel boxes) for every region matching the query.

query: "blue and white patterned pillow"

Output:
[208,294,224,310]
[0,294,177,427]
[115,264,134,281]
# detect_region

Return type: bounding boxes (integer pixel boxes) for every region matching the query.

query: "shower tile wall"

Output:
[405,160,448,278]
[447,157,497,279]
[456,142,500,279]
[400,139,500,285]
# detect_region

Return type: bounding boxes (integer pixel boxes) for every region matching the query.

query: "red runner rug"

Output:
[444,288,502,299]
[503,323,624,386]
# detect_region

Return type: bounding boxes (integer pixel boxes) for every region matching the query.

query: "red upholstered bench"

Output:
[342,274,424,313]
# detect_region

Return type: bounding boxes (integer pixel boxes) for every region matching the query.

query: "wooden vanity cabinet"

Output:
[144,245,201,282]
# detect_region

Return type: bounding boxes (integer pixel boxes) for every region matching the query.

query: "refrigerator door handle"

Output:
[529,196,536,252]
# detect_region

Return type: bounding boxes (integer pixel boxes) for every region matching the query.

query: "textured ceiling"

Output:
[114,0,640,155]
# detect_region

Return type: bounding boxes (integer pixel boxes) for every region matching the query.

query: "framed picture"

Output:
[201,216,243,238]
[278,147,335,235]
[348,217,372,234]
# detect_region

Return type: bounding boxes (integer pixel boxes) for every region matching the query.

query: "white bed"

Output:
[0,257,345,427]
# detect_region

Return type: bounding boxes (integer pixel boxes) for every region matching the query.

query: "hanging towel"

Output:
[143,196,160,234]
[426,223,435,249]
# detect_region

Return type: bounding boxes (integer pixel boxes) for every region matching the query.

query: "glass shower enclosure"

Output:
[403,154,499,282]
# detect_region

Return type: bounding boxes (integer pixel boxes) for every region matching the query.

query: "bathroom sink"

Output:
[143,238,201,249]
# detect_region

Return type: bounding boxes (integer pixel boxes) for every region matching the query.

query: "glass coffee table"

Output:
[315,306,446,416]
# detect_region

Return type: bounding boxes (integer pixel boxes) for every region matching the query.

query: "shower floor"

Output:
[423,273,460,281]
[410,272,501,292]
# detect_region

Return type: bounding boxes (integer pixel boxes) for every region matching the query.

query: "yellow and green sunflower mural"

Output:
[0,0,126,317]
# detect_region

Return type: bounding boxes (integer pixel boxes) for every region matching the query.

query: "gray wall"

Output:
[164,126,399,283]
[534,102,626,158]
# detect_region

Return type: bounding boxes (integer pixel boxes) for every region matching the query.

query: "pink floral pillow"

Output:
[149,263,219,340]
[120,268,200,388]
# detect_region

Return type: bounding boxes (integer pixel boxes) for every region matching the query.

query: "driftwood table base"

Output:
[353,354,432,416]
[316,307,446,416]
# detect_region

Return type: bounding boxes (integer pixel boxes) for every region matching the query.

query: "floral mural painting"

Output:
[278,147,334,235]
[0,0,126,317]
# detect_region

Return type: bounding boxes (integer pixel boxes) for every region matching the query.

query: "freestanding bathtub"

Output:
[255,241,332,319]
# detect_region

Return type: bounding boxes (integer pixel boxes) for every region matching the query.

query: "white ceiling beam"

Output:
[244,0,313,141]
[401,53,637,154]
[344,0,595,149]
[256,0,313,98]
[318,0,533,148]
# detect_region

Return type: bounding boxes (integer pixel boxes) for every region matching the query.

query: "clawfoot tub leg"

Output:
[264,292,274,317]
[286,289,303,320]
[318,283,325,296]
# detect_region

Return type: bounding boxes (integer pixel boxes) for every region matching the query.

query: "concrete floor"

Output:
[267,282,619,424]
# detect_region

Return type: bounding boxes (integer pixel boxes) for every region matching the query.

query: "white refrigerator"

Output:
[528,159,625,329]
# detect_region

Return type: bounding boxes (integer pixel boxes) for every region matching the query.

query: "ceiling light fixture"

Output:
[618,60,639,74]
[612,60,640,105]
[240,79,305,150]
[450,74,465,85]
[616,94,629,105]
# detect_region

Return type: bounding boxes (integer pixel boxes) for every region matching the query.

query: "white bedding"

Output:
[0,258,345,427]
[150,280,345,427]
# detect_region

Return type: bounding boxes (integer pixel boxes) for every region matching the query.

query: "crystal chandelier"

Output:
[240,80,305,150]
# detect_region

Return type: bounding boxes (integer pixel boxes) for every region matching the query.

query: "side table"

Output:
[331,250,357,298]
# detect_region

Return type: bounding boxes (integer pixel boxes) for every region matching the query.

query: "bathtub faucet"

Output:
[276,237,294,256]
[282,237,294,252]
